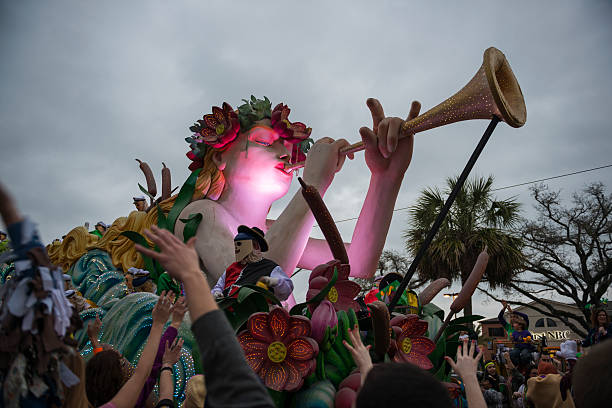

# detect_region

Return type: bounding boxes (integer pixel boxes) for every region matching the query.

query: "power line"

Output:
[314,163,612,227]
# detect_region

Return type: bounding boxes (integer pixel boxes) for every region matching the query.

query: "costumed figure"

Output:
[89,221,108,238]
[156,271,181,298]
[581,307,612,347]
[133,196,147,212]
[0,229,9,257]
[126,267,156,294]
[212,225,293,301]
[498,301,534,367]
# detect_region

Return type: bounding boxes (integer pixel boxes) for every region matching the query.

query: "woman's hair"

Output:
[591,308,609,328]
[85,350,127,407]
[183,374,207,408]
[537,361,558,375]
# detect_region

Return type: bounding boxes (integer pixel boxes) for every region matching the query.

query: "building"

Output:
[478,299,602,359]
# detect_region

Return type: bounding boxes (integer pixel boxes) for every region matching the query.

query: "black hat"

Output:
[235,225,269,252]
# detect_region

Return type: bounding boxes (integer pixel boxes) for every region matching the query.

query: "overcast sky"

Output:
[1,1,611,319]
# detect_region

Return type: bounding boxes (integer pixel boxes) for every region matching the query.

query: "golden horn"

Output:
[286,47,526,170]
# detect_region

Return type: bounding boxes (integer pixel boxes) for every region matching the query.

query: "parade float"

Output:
[1,46,526,406]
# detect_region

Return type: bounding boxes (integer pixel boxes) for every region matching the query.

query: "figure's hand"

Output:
[171,296,187,328]
[213,291,224,299]
[501,300,508,310]
[445,339,483,381]
[152,291,173,327]
[302,137,353,193]
[359,99,420,179]
[87,313,102,342]
[258,276,279,288]
[162,337,184,366]
[343,325,373,384]
[135,225,200,282]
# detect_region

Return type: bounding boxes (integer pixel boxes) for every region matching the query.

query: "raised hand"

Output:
[303,137,353,193]
[152,291,174,326]
[445,339,483,381]
[171,296,187,328]
[343,325,373,384]
[358,98,420,177]
[87,313,103,344]
[135,225,200,282]
[162,337,184,366]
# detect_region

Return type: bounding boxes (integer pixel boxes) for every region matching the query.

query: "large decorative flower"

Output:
[238,306,318,391]
[390,314,435,369]
[306,260,361,312]
[270,104,310,142]
[190,102,240,149]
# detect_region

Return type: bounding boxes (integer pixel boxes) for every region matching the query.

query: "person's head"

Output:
[187,98,313,205]
[133,197,147,211]
[85,350,127,406]
[527,365,538,379]
[511,312,528,331]
[234,225,268,263]
[573,340,612,408]
[356,362,453,408]
[591,308,609,328]
[537,360,558,375]
[485,361,497,375]
[183,374,207,408]
[95,222,107,235]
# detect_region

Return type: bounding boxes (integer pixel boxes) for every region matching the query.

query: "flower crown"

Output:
[186,96,314,170]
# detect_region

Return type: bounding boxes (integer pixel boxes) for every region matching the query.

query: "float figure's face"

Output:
[134,200,146,211]
[235,239,254,262]
[220,122,294,199]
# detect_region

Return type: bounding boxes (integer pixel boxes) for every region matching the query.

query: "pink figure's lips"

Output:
[275,162,293,176]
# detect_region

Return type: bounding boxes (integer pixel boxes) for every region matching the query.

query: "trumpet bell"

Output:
[401,47,526,135]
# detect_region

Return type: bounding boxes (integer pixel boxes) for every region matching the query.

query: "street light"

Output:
[443,292,459,301]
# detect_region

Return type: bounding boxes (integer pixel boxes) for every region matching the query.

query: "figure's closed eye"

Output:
[253,139,271,147]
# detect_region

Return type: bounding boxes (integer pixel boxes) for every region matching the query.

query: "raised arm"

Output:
[297,99,420,278]
[107,292,173,408]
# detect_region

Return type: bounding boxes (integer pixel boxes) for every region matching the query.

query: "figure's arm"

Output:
[265,138,351,275]
[275,99,420,279]
[211,272,226,296]
[258,266,294,301]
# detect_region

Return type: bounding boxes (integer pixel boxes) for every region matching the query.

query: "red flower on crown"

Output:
[191,102,240,149]
[271,103,312,144]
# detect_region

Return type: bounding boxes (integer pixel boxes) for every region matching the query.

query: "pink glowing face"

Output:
[220,121,294,198]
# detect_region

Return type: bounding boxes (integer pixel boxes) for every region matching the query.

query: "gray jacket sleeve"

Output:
[191,309,275,408]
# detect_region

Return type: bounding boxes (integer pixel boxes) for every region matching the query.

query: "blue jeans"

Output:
[510,347,532,366]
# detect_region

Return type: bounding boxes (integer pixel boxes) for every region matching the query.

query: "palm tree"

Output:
[404,175,524,317]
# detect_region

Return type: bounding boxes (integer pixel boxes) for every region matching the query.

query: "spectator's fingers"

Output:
[476,347,484,363]
[469,340,475,357]
[343,340,356,354]
[444,356,459,372]
[134,243,161,261]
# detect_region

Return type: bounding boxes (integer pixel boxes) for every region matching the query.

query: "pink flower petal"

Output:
[262,362,289,391]
[334,280,362,299]
[268,307,290,340]
[408,336,435,356]
[287,337,318,361]
[309,276,330,291]
[248,312,274,342]
[286,316,312,341]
